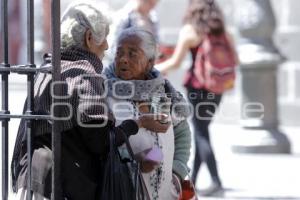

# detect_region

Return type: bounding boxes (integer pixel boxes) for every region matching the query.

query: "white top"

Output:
[107,97,179,200]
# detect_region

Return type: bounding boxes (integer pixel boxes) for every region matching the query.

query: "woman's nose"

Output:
[119,55,129,64]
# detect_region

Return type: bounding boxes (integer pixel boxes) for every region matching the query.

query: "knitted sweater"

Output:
[173,120,191,179]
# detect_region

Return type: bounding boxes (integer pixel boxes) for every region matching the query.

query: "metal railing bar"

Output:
[1,0,8,62]
[27,0,34,65]
[26,0,35,199]
[1,114,9,200]
[0,114,52,120]
[1,0,10,199]
[0,65,52,74]
[51,0,62,199]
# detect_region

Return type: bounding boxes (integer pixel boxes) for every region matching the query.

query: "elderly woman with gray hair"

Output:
[11,3,162,200]
[105,28,192,200]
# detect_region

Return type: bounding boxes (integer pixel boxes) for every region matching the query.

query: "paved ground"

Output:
[192,124,300,200]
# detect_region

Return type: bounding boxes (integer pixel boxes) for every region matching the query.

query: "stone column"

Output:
[231,0,291,153]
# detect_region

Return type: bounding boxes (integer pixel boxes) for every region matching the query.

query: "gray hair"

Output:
[61,2,110,49]
[117,28,157,60]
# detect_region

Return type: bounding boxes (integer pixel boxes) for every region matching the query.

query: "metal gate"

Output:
[0,0,62,199]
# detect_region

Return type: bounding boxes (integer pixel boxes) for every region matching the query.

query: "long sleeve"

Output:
[77,119,139,155]
[172,120,192,179]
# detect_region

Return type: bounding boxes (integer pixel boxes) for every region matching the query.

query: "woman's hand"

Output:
[140,159,159,173]
[137,113,171,133]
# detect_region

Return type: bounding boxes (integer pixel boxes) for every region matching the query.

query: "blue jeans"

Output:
[187,87,222,185]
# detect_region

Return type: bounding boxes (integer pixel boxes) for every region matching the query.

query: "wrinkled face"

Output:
[115,36,152,80]
[87,27,109,60]
[89,38,108,60]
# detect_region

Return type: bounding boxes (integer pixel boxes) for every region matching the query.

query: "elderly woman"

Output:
[104,28,192,200]
[11,3,160,200]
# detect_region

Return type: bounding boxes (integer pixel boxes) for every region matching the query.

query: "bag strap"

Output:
[116,127,151,200]
[189,37,206,72]
[116,127,136,160]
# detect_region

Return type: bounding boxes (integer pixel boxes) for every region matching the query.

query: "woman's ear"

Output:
[85,29,93,49]
[146,58,155,73]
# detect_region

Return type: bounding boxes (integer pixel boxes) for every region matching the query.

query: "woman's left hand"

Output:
[141,159,159,173]
[138,113,171,133]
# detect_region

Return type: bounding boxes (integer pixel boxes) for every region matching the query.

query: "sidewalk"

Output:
[193,124,300,200]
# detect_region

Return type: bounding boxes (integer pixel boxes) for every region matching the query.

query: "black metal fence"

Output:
[0,0,61,199]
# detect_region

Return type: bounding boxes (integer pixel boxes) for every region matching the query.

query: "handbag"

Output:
[99,127,150,200]
[175,163,198,200]
[179,180,197,200]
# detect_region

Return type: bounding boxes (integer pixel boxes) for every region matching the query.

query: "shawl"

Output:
[11,47,112,191]
[104,63,191,121]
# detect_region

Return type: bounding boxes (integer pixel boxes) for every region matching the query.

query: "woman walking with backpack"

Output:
[156,0,238,196]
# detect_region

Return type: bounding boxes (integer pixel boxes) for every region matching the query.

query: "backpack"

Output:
[193,33,237,94]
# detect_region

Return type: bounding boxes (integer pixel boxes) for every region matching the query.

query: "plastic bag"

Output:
[99,128,150,200]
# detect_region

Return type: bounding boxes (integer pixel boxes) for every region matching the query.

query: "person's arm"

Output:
[138,113,171,133]
[172,120,191,180]
[155,24,201,73]
[135,102,171,133]
[77,113,171,156]
[77,119,139,155]
[226,32,240,65]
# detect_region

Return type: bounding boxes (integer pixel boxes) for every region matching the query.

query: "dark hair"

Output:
[183,0,225,35]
